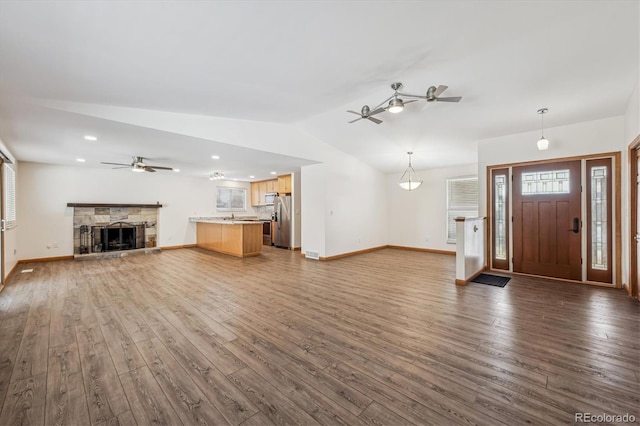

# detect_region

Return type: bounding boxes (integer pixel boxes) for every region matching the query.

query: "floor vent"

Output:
[305,251,319,260]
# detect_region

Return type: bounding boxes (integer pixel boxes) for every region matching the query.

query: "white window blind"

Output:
[4,164,16,229]
[446,176,478,243]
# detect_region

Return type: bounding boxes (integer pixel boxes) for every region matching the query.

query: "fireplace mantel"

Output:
[67,203,162,208]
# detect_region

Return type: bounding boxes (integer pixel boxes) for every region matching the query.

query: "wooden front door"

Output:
[513,160,582,280]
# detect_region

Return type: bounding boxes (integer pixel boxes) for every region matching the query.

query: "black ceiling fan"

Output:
[347,82,462,124]
[101,156,175,173]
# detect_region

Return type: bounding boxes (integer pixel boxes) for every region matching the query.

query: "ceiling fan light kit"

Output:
[347,82,462,124]
[537,107,549,151]
[399,152,422,191]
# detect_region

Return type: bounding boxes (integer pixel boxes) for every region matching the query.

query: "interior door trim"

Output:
[629,135,640,298]
[486,151,622,287]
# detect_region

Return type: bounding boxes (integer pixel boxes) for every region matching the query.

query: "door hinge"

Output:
[511,216,514,222]
[581,258,583,265]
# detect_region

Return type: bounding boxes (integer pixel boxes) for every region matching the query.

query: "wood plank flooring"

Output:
[0,246,638,425]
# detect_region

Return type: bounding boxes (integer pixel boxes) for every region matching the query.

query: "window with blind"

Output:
[4,164,16,229]
[446,176,478,243]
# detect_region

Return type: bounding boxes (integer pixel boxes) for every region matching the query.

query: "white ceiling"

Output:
[0,1,637,179]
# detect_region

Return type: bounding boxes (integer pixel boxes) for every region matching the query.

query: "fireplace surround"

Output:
[69,203,161,256]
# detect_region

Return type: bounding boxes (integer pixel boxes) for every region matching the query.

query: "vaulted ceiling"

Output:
[0,1,637,180]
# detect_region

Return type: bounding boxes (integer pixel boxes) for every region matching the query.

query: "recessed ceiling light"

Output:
[173,168,180,172]
[270,171,277,175]
[249,175,255,179]
[76,158,86,162]
[211,155,220,160]
[84,135,97,141]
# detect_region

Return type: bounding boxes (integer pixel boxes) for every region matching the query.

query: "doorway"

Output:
[489,153,619,285]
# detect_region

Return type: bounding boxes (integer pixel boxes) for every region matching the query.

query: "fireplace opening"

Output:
[92,222,145,253]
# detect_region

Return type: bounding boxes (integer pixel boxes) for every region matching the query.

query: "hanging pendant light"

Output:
[537,108,549,150]
[399,152,422,191]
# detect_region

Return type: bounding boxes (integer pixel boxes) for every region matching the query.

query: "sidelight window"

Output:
[494,174,507,260]
[590,166,608,270]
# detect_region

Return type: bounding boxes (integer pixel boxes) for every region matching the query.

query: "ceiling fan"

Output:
[347,82,462,124]
[101,156,175,173]
[346,105,386,124]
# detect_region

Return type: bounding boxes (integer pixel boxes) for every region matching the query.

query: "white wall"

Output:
[387,163,478,252]
[478,115,629,285]
[625,83,639,143]
[301,156,388,258]
[17,162,255,260]
[292,171,302,249]
[301,163,326,257]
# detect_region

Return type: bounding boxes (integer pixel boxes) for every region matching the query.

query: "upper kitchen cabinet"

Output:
[266,179,278,194]
[251,182,261,206]
[251,179,279,206]
[278,174,292,194]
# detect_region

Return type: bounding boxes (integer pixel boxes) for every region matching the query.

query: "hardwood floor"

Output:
[0,246,638,425]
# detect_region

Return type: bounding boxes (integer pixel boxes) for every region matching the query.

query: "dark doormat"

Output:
[471,273,510,287]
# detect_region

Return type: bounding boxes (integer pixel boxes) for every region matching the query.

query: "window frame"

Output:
[446,175,479,244]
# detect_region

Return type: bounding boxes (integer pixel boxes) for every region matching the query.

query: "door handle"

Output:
[569,217,580,233]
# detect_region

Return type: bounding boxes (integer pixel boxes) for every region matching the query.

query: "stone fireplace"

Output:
[69,203,161,256]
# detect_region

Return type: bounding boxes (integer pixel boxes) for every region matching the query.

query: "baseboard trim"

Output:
[305,245,457,261]
[3,262,19,285]
[456,268,487,286]
[386,245,455,256]
[18,255,74,264]
[161,244,197,250]
[320,246,387,261]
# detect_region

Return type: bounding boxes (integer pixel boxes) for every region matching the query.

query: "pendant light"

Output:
[537,108,549,150]
[399,152,422,191]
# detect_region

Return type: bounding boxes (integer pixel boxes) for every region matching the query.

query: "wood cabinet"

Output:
[266,179,278,193]
[278,174,292,194]
[251,182,261,206]
[196,222,262,257]
[250,179,279,206]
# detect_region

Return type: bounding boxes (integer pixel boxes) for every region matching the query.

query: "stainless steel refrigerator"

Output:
[273,195,291,249]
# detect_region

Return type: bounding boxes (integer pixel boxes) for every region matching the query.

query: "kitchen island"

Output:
[190,218,263,257]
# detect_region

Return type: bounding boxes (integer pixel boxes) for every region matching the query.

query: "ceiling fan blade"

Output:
[348,117,363,123]
[111,166,130,169]
[147,165,174,170]
[366,116,383,124]
[369,107,385,116]
[101,162,130,166]
[404,100,419,104]
[346,110,361,116]
[437,96,462,102]
[143,167,156,173]
[433,85,448,97]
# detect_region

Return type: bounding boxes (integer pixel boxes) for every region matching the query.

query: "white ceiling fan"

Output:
[347,82,462,124]
[101,156,175,173]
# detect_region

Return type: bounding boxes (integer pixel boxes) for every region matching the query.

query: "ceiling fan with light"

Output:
[101,156,176,173]
[347,82,462,124]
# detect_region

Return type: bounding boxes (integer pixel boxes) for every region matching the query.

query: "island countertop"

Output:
[189,216,270,224]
